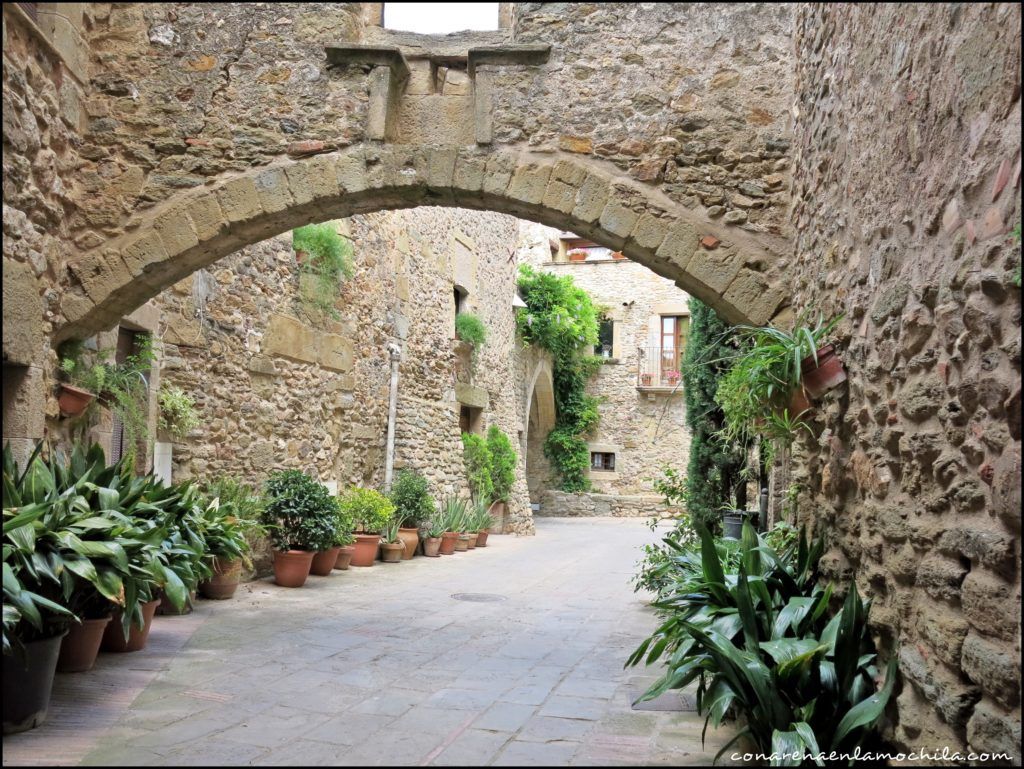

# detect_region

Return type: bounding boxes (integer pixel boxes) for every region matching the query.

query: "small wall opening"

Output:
[383,3,501,33]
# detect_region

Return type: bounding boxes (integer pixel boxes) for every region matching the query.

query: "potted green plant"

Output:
[337,487,395,567]
[470,499,495,548]
[485,426,516,536]
[332,498,356,570]
[388,469,433,560]
[292,222,355,321]
[380,520,404,563]
[454,312,488,374]
[260,470,337,587]
[422,514,445,557]
[438,496,466,556]
[196,477,264,600]
[157,384,200,441]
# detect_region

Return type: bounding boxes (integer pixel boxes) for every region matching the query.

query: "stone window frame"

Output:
[586,442,621,482]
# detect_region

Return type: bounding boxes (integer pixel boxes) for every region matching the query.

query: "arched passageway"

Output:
[522,357,556,504]
[55,145,788,345]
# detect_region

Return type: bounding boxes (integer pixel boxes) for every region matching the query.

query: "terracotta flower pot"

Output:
[487,501,506,534]
[310,546,342,576]
[454,534,470,552]
[57,384,94,418]
[334,545,355,570]
[381,542,404,563]
[788,387,813,416]
[439,531,458,555]
[466,532,479,550]
[800,344,847,398]
[3,631,67,734]
[476,530,490,548]
[351,533,382,567]
[423,537,442,557]
[199,556,242,600]
[101,599,160,653]
[57,616,111,673]
[272,549,315,587]
[157,588,196,616]
[398,527,419,560]
[568,250,587,262]
[611,251,626,260]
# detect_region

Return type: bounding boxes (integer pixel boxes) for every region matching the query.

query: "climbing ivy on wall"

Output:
[516,266,602,492]
[681,299,749,529]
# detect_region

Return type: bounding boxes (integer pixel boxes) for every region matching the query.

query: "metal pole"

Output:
[383,342,402,491]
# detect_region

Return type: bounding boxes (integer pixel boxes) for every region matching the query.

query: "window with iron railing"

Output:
[638,315,688,388]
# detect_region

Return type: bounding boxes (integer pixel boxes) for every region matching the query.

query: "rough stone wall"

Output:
[156,205,536,532]
[536,490,683,520]
[790,4,1021,761]
[517,221,692,515]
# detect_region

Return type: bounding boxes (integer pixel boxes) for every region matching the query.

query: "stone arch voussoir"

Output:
[55,144,789,344]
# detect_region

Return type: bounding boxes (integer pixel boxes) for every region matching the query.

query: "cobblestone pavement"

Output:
[5,518,737,766]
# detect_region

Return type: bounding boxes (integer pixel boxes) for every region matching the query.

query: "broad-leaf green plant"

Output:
[262,471,338,551]
[388,470,433,529]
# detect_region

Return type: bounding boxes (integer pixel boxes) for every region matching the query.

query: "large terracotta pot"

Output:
[3,632,67,734]
[58,616,112,673]
[454,534,470,552]
[57,384,95,418]
[800,344,847,398]
[423,537,442,557]
[334,545,355,570]
[272,549,314,587]
[439,531,458,555]
[466,532,479,550]
[380,542,404,563]
[487,501,506,534]
[351,534,381,567]
[198,556,242,600]
[397,527,419,560]
[476,530,490,548]
[102,599,160,653]
[310,546,341,576]
[157,588,196,616]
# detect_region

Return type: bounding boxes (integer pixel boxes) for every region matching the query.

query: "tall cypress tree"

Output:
[681,299,748,528]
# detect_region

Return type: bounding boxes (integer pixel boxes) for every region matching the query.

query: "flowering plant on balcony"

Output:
[664,370,681,386]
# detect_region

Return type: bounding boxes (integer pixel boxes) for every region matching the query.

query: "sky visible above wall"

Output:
[383,2,500,33]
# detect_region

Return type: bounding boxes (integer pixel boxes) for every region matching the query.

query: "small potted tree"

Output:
[388,469,433,560]
[260,470,337,587]
[196,477,264,600]
[338,487,395,567]
[486,426,516,535]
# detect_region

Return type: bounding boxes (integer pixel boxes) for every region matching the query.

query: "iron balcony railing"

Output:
[637,346,683,389]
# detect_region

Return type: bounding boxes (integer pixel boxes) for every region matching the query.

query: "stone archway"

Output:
[522,354,556,504]
[54,145,788,345]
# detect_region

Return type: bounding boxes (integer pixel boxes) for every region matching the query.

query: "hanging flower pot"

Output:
[800,344,847,399]
[310,546,342,576]
[57,383,95,418]
[334,545,355,570]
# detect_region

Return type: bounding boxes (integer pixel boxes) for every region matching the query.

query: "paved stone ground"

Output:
[4,518,738,766]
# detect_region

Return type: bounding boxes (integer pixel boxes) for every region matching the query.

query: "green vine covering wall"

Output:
[681,299,748,528]
[516,266,602,492]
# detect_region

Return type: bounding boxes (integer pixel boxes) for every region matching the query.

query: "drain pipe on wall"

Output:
[383,342,402,491]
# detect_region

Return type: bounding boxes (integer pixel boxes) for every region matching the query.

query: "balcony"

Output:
[637,346,683,391]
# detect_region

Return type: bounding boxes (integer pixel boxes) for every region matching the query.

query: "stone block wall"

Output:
[537,490,683,521]
[790,4,1021,760]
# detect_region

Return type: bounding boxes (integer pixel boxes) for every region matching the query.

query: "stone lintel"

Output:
[455,382,489,409]
[467,44,551,77]
[325,44,411,82]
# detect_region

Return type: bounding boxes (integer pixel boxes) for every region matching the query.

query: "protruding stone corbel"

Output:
[325,44,410,141]
[467,45,550,146]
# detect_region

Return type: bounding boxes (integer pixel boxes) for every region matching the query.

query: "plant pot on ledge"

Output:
[800,344,847,398]
[57,384,95,418]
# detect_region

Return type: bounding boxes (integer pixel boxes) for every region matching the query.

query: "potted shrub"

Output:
[485,426,516,535]
[422,515,445,557]
[380,520,404,563]
[438,496,466,556]
[664,369,681,387]
[196,477,264,600]
[143,481,211,616]
[454,312,488,375]
[332,498,356,571]
[260,470,337,587]
[388,469,433,560]
[337,487,395,567]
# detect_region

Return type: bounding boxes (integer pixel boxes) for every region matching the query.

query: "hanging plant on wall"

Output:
[515,265,602,492]
[292,222,355,322]
[157,384,200,441]
[455,311,488,372]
